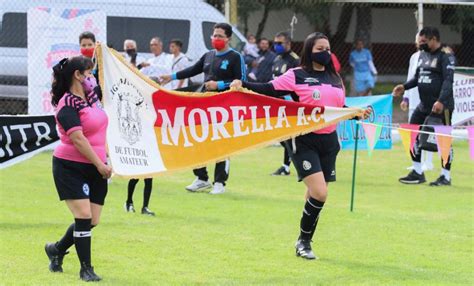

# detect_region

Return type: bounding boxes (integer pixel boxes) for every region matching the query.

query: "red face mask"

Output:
[211,38,227,50]
[80,47,95,58]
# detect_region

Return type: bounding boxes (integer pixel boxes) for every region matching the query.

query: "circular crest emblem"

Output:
[312,90,321,100]
[302,160,312,171]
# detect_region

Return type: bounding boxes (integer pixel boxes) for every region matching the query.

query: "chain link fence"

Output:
[1,0,473,119]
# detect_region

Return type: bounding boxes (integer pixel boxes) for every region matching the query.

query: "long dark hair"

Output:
[51,56,94,106]
[300,32,340,82]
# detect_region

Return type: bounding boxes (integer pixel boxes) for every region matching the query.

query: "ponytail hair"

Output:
[51,56,94,106]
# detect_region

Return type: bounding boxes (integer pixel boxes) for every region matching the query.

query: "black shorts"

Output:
[52,157,108,205]
[285,132,340,182]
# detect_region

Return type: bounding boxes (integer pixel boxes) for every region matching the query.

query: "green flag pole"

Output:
[350,122,360,212]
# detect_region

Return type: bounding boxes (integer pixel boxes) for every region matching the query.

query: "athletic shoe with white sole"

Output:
[209,182,225,195]
[295,239,317,260]
[399,170,426,184]
[185,178,212,192]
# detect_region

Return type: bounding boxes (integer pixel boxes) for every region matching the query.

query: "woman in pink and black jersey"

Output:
[231,32,370,260]
[44,56,111,281]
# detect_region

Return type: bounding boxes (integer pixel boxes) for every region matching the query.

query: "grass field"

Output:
[0,141,473,285]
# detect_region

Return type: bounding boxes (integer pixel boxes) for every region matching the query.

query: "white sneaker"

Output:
[209,182,225,195]
[185,178,212,192]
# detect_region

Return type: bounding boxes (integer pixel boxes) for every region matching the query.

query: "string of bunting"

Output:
[355,122,474,166]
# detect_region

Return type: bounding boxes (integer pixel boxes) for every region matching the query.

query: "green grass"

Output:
[1,142,473,285]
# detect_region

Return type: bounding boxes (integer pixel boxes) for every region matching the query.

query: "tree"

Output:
[254,0,287,40]
[354,4,372,47]
[444,5,474,66]
[292,1,331,36]
[332,4,355,55]
[237,0,262,36]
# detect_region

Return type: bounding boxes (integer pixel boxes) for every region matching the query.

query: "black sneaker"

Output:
[399,170,426,184]
[295,238,317,260]
[429,175,451,186]
[124,202,135,213]
[272,166,290,176]
[141,207,155,216]
[44,243,69,272]
[80,265,102,282]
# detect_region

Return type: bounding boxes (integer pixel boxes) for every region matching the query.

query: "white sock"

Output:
[413,162,423,175]
[441,168,451,181]
[282,164,290,172]
[425,151,433,162]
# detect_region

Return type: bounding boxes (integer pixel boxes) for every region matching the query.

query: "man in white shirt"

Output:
[122,39,147,68]
[140,37,173,88]
[169,39,191,90]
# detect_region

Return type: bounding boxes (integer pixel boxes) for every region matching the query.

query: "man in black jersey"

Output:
[160,22,246,194]
[271,31,300,176]
[393,27,456,186]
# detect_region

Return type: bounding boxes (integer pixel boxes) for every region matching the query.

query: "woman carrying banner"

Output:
[230,32,370,260]
[45,56,111,281]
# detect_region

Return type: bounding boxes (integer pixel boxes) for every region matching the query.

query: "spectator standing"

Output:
[123,39,147,69]
[271,31,300,176]
[169,39,192,90]
[248,38,276,83]
[393,27,456,186]
[349,39,377,96]
[141,37,173,88]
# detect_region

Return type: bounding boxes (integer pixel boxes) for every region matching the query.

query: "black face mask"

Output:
[126,48,137,56]
[419,43,430,52]
[311,51,331,66]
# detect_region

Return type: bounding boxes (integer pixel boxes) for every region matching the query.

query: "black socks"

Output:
[299,197,325,241]
[73,218,92,268]
[56,223,75,253]
[127,179,139,204]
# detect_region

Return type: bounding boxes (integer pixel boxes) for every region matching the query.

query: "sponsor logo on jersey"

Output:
[304,77,319,84]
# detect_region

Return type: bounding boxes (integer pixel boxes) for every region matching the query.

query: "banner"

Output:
[0,115,59,169]
[27,7,106,115]
[337,94,392,150]
[97,44,362,177]
[452,67,474,126]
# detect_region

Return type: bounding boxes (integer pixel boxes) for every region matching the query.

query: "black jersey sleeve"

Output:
[438,52,456,106]
[176,53,205,80]
[242,81,290,98]
[57,106,82,134]
[403,67,419,90]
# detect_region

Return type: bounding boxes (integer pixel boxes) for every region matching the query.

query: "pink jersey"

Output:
[53,91,108,163]
[271,67,345,134]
